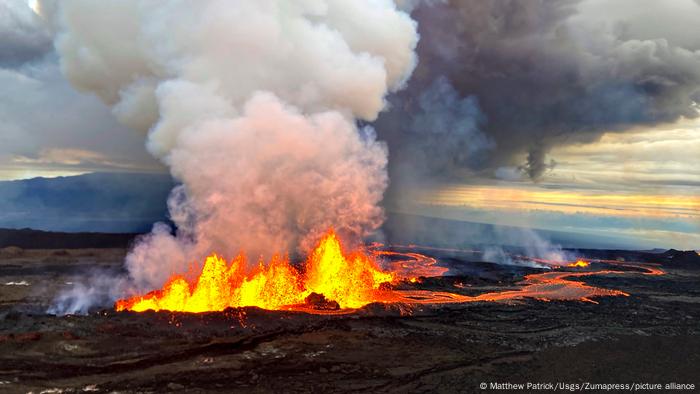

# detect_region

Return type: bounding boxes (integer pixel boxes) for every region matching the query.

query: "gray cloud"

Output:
[377,0,700,183]
[520,145,556,181]
[0,2,51,67]
[2,0,699,198]
[0,2,160,181]
[376,76,494,189]
[0,58,163,179]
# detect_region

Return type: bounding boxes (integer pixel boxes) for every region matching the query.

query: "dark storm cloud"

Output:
[0,2,52,67]
[377,0,700,181]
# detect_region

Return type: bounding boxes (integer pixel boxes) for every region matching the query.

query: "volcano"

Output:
[3,1,700,392]
[114,229,660,315]
[1,228,699,392]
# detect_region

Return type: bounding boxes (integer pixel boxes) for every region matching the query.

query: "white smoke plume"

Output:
[482,227,569,269]
[40,0,418,295]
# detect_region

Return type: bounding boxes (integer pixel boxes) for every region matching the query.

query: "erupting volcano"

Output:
[115,230,666,314]
[116,230,397,313]
[3,1,699,392]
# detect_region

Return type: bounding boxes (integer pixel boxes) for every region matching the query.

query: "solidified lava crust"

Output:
[0,247,698,393]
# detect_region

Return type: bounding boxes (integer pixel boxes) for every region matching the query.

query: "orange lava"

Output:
[568,260,590,268]
[472,270,629,304]
[116,233,665,314]
[116,230,394,313]
[371,248,448,278]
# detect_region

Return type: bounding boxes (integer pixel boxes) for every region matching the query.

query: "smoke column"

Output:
[40,0,418,292]
[380,0,700,182]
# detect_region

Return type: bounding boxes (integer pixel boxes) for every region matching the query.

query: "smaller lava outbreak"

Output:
[568,260,590,268]
[116,229,664,314]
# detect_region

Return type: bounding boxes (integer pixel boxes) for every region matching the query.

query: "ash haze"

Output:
[0,0,699,255]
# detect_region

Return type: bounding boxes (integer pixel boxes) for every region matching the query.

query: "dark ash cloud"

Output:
[376,0,700,182]
[375,76,494,188]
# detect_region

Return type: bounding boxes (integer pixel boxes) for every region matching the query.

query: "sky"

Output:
[0,59,164,180]
[0,1,163,180]
[0,0,699,250]
[390,119,700,249]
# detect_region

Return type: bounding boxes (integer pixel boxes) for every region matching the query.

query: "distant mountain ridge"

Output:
[0,172,173,233]
[381,212,645,250]
[0,228,139,249]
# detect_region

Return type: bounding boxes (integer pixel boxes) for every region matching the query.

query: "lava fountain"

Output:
[116,230,396,313]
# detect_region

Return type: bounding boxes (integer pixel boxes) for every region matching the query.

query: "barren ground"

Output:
[0,247,699,393]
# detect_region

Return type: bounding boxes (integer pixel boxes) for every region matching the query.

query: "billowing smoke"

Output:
[377,77,494,190]
[40,0,418,295]
[378,0,700,183]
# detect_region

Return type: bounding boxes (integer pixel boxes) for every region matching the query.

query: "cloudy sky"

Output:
[1,0,699,249]
[379,0,700,250]
[0,1,162,180]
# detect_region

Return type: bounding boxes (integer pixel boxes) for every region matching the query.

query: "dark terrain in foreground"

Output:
[0,243,698,393]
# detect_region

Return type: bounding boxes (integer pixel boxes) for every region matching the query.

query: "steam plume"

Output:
[41,0,418,292]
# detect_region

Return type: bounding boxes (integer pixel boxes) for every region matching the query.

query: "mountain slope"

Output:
[0,172,173,233]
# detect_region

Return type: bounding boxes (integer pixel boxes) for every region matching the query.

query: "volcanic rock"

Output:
[0,246,23,257]
[304,293,340,310]
[661,249,700,269]
[1,240,699,392]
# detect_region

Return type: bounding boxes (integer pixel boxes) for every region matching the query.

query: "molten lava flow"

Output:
[371,248,447,278]
[568,260,590,268]
[116,234,666,314]
[116,230,394,313]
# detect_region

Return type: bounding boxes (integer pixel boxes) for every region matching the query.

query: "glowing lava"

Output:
[116,233,665,314]
[116,230,395,313]
[371,247,447,278]
[568,260,590,268]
